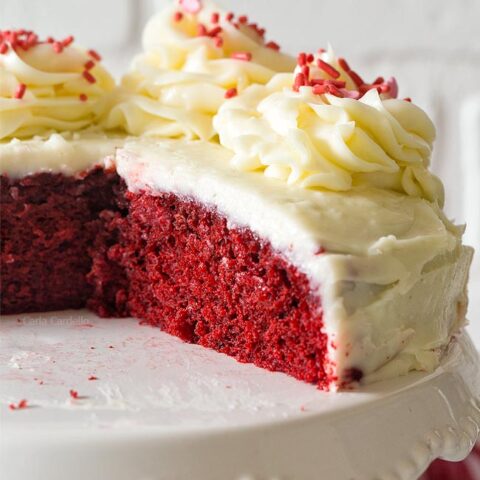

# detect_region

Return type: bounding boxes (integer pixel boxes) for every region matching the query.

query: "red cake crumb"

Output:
[99,191,330,388]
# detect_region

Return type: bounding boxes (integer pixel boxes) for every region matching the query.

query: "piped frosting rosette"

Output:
[0,30,115,140]
[103,0,295,140]
[213,48,444,206]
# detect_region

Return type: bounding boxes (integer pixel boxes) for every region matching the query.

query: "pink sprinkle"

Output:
[179,0,202,14]
[386,76,398,98]
[225,87,237,99]
[340,89,361,99]
[231,51,252,61]
[13,83,26,99]
[214,37,223,48]
[211,12,220,24]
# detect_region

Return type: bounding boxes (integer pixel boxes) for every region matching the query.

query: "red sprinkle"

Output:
[9,399,28,410]
[312,84,329,95]
[84,59,95,70]
[87,49,102,61]
[79,93,88,102]
[88,375,98,381]
[69,389,79,399]
[231,51,252,61]
[404,97,412,102]
[173,11,183,22]
[208,26,222,37]
[214,37,223,48]
[224,87,237,99]
[226,12,234,22]
[238,15,248,24]
[46,36,54,43]
[211,12,220,24]
[265,41,280,51]
[297,52,307,66]
[317,59,341,79]
[0,43,7,54]
[82,70,96,84]
[338,57,351,72]
[347,70,364,88]
[197,24,208,36]
[13,83,26,99]
[52,41,63,54]
[293,72,307,91]
[62,35,74,47]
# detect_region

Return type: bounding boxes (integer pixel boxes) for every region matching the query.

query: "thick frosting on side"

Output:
[115,138,471,387]
[103,1,295,139]
[214,50,444,206]
[0,131,124,178]
[0,31,115,141]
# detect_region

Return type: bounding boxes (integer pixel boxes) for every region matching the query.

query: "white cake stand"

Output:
[1,311,479,480]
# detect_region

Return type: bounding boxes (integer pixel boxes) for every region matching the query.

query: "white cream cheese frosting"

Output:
[114,138,473,387]
[214,49,444,206]
[0,30,115,141]
[102,1,295,140]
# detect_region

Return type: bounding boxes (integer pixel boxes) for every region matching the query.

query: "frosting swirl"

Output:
[213,49,444,205]
[0,31,115,140]
[103,1,295,140]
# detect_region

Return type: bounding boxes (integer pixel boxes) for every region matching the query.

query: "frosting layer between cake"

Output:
[114,138,472,385]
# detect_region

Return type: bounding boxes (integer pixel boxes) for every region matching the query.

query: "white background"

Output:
[1,0,479,344]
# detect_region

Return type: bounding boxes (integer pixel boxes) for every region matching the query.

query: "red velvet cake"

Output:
[0,1,473,391]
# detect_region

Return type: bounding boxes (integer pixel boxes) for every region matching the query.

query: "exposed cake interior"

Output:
[1,167,330,387]
[0,169,124,314]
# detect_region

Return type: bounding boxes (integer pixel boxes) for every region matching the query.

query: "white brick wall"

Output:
[2,0,480,342]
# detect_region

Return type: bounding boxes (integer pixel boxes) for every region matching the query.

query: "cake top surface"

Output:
[0,29,115,141]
